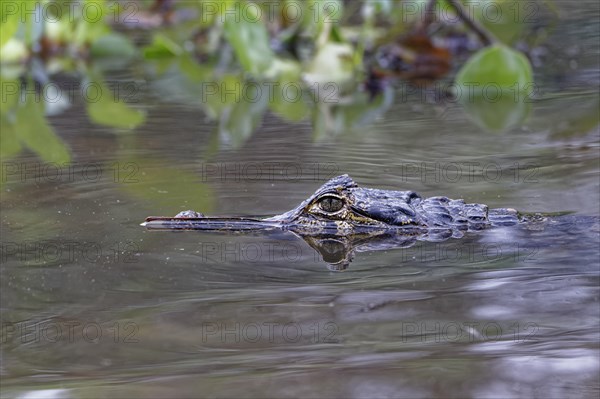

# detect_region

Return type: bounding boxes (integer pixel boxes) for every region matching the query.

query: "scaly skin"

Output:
[262,174,520,236]
[145,174,521,237]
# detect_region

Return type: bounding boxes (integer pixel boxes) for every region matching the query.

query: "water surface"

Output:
[1,3,599,398]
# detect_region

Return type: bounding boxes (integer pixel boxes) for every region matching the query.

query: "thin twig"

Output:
[444,0,497,46]
[418,0,438,32]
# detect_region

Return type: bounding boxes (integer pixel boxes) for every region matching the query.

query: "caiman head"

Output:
[264,174,426,234]
[143,174,495,234]
[142,174,511,270]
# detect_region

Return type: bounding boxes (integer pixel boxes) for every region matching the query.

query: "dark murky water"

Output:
[2,4,600,399]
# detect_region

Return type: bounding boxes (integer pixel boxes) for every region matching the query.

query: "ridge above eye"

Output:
[317,195,344,213]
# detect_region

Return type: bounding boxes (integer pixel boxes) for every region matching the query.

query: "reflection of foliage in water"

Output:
[1,0,147,165]
[0,0,542,162]
[140,0,539,142]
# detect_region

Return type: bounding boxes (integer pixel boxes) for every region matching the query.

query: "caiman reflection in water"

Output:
[143,174,553,270]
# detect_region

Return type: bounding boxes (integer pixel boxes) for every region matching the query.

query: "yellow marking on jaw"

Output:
[334,220,354,234]
[347,212,381,226]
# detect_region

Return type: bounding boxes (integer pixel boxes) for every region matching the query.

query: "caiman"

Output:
[142,174,525,234]
[141,174,574,270]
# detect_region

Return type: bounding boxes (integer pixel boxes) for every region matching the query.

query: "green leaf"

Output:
[303,42,356,97]
[455,44,533,132]
[269,84,309,122]
[85,77,145,129]
[0,38,27,63]
[0,77,19,112]
[550,96,600,139]
[312,89,393,138]
[15,91,71,164]
[0,7,20,48]
[0,114,22,159]
[223,17,274,75]
[370,0,393,14]
[179,55,213,83]
[455,44,533,91]
[460,92,531,132]
[200,74,241,118]
[471,0,526,44]
[219,87,269,148]
[143,33,182,59]
[72,0,111,46]
[90,33,136,59]
[269,70,310,122]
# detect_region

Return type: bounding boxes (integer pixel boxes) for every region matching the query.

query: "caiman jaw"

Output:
[141,216,281,231]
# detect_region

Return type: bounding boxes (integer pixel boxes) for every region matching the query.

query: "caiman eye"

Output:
[318,195,345,213]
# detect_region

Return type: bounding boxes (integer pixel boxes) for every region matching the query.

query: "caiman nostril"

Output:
[406,191,421,203]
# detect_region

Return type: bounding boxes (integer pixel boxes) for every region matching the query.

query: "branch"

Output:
[444,0,497,46]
